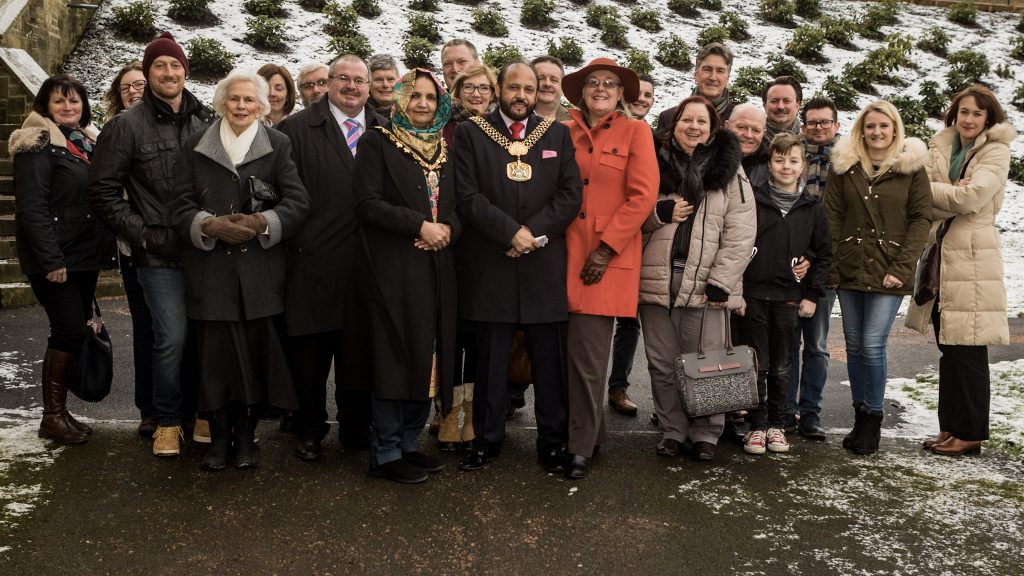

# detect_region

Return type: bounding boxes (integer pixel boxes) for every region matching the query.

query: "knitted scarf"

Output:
[802,137,835,199]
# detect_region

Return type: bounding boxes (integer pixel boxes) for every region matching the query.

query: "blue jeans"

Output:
[370,397,431,465]
[787,289,837,418]
[837,290,903,413]
[136,267,188,427]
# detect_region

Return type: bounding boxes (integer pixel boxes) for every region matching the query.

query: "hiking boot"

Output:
[192,418,211,444]
[766,428,790,453]
[153,425,184,457]
[743,430,767,454]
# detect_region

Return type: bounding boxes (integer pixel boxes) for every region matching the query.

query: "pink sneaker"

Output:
[743,430,767,455]
[767,428,790,453]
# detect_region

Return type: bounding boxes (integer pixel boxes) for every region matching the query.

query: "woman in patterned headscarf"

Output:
[352,69,461,484]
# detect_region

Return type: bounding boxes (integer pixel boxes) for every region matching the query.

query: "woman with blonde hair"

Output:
[824,99,932,455]
[907,85,1015,457]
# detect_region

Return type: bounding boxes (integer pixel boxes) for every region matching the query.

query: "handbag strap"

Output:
[696,306,734,359]
[91,298,102,321]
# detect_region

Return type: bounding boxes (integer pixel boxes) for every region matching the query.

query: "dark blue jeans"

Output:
[136,267,188,427]
[370,397,431,465]
[787,289,836,419]
[837,290,903,413]
[120,254,156,419]
[607,316,640,391]
[738,298,798,429]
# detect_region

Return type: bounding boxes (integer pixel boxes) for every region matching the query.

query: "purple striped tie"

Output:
[344,118,361,156]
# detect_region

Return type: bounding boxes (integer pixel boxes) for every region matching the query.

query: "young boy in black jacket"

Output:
[737,133,832,455]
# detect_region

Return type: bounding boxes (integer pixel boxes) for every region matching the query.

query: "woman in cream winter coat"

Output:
[906,85,1014,457]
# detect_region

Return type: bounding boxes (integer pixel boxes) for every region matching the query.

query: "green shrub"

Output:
[731,66,771,100]
[822,74,858,110]
[483,43,524,71]
[819,16,855,47]
[472,7,509,37]
[184,37,234,77]
[629,8,662,32]
[329,33,373,59]
[786,24,826,61]
[948,0,977,26]
[626,49,654,76]
[919,80,947,117]
[699,0,724,10]
[408,13,441,43]
[402,36,434,68]
[323,3,358,36]
[243,0,285,17]
[111,1,156,41]
[668,0,701,18]
[916,27,950,56]
[1018,11,1024,33]
[168,0,214,23]
[409,0,439,11]
[945,49,989,94]
[794,0,820,19]
[888,95,929,137]
[298,0,328,11]
[860,0,900,40]
[995,63,1016,80]
[547,37,584,66]
[585,5,618,27]
[245,16,288,51]
[656,34,691,71]
[569,0,590,4]
[600,17,629,49]
[353,0,381,17]
[759,0,795,26]
[842,60,879,93]
[697,26,730,47]
[718,12,750,41]
[1011,36,1024,61]
[521,0,556,28]
[1010,154,1024,184]
[764,54,807,83]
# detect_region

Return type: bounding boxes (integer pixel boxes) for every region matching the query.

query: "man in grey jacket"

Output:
[89,33,213,457]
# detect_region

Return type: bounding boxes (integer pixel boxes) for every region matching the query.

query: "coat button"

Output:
[612,148,618,154]
[579,212,586,219]
[232,175,239,182]
[583,178,589,185]
[588,147,593,153]
[604,123,610,129]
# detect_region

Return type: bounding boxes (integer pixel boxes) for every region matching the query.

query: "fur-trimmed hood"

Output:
[829,134,929,176]
[929,121,1017,150]
[658,127,743,193]
[8,111,98,156]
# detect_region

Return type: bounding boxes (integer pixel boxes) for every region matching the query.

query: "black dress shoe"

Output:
[798,415,827,441]
[402,451,445,473]
[294,437,323,461]
[689,441,717,462]
[459,449,491,471]
[369,459,428,484]
[656,438,680,457]
[565,454,588,479]
[539,447,567,473]
[279,412,297,434]
[437,441,460,452]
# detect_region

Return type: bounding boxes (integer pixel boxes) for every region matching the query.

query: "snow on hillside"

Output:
[63,0,1024,311]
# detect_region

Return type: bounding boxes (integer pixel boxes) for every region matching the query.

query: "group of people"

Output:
[12,31,1014,482]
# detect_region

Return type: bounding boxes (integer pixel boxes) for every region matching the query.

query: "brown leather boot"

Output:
[38,349,88,444]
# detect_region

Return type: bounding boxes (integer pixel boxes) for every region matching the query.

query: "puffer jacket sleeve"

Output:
[930,143,1009,216]
[88,117,145,246]
[13,146,64,272]
[887,168,933,285]
[706,174,756,297]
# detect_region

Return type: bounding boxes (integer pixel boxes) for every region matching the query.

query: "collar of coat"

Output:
[929,121,1017,151]
[8,111,99,155]
[194,118,273,174]
[829,134,929,176]
[660,128,743,192]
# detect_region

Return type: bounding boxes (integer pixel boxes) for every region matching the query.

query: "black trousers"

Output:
[932,304,990,441]
[474,321,567,453]
[738,298,798,429]
[28,271,98,355]
[608,315,641,391]
[285,330,371,441]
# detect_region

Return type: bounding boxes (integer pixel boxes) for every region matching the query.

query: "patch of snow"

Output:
[0,351,38,391]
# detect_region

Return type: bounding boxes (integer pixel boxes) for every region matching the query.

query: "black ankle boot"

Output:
[850,407,884,455]
[201,407,233,471]
[234,405,260,469]
[842,402,865,450]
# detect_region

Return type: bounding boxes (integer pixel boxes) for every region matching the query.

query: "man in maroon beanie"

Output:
[89,31,214,457]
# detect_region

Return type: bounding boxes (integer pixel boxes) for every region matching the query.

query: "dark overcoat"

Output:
[170,120,310,321]
[352,128,460,410]
[275,99,387,337]
[454,110,583,324]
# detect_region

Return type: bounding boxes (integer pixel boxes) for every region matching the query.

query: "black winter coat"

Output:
[454,110,583,324]
[170,121,310,322]
[744,184,832,302]
[11,114,116,275]
[275,100,387,337]
[352,128,459,410]
[742,138,771,190]
[89,88,214,267]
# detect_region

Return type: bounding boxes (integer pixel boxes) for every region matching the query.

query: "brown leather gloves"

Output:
[224,212,268,235]
[581,242,615,286]
[201,215,255,245]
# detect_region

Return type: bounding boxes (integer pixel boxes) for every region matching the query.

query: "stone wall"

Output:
[0,0,100,74]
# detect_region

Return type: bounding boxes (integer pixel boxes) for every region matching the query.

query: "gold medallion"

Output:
[507,161,532,182]
[508,141,529,157]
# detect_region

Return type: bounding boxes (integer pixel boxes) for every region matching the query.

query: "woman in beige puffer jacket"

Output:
[906,85,1015,457]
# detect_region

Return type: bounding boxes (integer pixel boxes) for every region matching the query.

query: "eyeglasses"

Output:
[118,80,147,93]
[805,119,835,129]
[299,78,330,90]
[461,83,492,95]
[584,79,621,90]
[330,74,368,87]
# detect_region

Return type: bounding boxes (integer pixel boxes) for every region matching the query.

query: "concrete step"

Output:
[0,275,124,308]
[0,194,13,214]
[0,158,10,176]
[0,177,12,195]
[0,215,13,236]
[0,124,16,141]
[0,139,8,159]
[0,237,15,259]
[0,258,23,282]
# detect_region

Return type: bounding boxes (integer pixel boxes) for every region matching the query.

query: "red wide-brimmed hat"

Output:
[562,57,640,106]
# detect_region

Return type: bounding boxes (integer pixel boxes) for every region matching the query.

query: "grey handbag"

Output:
[675,307,758,418]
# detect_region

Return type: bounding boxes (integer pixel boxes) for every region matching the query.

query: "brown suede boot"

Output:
[38,349,88,444]
[437,384,465,451]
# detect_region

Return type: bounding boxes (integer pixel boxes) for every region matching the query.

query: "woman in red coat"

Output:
[562,58,659,479]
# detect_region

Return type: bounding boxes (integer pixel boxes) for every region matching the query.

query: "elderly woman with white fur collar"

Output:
[824,99,932,456]
[171,69,310,472]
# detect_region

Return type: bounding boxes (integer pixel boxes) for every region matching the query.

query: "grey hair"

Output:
[297,62,329,84]
[367,53,399,74]
[329,54,369,78]
[212,68,271,120]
